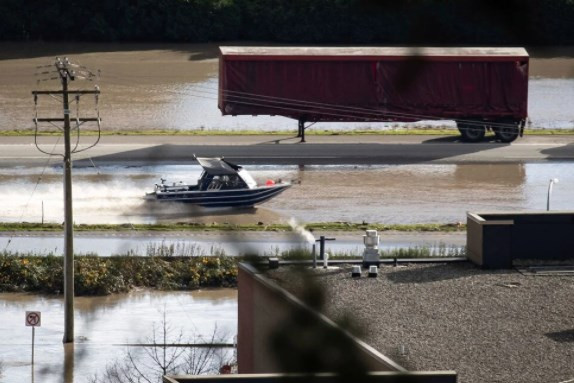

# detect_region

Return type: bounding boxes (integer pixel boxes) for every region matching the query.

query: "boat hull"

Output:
[147,184,290,207]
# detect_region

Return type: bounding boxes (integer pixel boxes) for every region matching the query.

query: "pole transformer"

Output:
[32,58,100,344]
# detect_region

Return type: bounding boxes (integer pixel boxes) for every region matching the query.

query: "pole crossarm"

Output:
[32,90,100,95]
[35,118,100,122]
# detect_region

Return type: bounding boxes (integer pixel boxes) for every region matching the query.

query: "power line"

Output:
[32,57,102,345]
[3,136,61,252]
[99,70,521,132]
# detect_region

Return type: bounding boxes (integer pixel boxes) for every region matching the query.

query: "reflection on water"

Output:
[0,289,237,383]
[267,163,573,224]
[0,163,573,226]
[453,163,526,186]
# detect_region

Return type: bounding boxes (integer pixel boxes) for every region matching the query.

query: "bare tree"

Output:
[90,313,234,383]
[130,311,187,381]
[182,324,234,376]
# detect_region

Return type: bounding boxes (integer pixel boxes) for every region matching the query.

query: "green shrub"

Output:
[0,253,238,296]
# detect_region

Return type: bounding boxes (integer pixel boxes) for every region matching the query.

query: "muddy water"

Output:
[0,43,572,132]
[0,164,290,225]
[0,163,572,227]
[0,289,237,383]
[274,163,574,223]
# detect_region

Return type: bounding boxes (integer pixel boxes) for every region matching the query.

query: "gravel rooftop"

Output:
[267,262,574,383]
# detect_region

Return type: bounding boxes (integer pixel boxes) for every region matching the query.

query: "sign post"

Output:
[26,311,41,367]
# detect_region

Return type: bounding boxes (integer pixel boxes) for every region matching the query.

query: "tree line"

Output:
[1,0,573,45]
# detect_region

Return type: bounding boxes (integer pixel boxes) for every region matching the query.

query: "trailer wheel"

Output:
[494,123,520,143]
[458,123,485,142]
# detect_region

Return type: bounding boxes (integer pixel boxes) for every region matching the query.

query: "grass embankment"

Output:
[1,128,573,137]
[0,222,465,232]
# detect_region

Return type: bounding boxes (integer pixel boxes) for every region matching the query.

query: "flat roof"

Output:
[267,262,573,383]
[220,46,529,58]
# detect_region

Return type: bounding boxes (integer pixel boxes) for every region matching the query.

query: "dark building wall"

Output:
[467,211,574,268]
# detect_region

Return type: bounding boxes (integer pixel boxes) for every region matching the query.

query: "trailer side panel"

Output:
[218,47,528,124]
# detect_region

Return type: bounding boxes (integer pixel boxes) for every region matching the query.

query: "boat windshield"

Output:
[200,173,249,190]
[237,169,257,189]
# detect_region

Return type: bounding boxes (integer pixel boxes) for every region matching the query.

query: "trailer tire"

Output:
[493,122,520,143]
[458,123,485,142]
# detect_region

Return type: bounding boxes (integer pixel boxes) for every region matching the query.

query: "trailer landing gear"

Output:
[297,119,317,143]
[297,119,306,143]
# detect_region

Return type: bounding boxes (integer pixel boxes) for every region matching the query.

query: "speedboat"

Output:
[145,157,291,207]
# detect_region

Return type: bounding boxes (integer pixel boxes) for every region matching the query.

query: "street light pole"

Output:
[547,178,559,211]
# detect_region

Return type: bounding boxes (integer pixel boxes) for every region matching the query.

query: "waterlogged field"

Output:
[0,43,572,383]
[0,44,573,133]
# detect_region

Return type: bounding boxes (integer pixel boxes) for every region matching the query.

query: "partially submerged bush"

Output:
[0,243,464,295]
[0,252,238,295]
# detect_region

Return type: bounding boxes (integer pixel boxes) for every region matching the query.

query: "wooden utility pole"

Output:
[33,58,100,343]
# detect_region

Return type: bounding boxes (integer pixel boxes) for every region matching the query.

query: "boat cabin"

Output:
[154,157,258,193]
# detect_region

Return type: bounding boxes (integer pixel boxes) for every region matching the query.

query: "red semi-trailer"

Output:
[218,47,529,143]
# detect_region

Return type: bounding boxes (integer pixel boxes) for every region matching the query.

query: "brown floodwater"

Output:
[0,43,573,133]
[0,289,237,383]
[0,163,572,226]
[1,43,572,383]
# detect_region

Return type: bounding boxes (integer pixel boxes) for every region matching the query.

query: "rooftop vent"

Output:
[268,257,279,269]
[363,230,380,267]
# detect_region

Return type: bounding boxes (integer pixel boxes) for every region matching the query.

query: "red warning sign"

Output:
[25,311,41,327]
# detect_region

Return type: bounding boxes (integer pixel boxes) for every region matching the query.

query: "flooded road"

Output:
[0,43,573,133]
[0,44,572,383]
[0,163,572,227]
[0,289,237,383]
